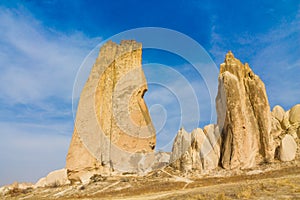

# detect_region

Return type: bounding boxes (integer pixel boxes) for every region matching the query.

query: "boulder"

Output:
[0,182,33,196]
[289,104,300,124]
[216,51,274,169]
[169,128,192,171]
[202,124,221,170]
[279,134,297,162]
[190,128,204,171]
[66,40,156,179]
[282,110,291,130]
[35,169,70,188]
[170,126,221,172]
[272,105,285,122]
[271,116,283,139]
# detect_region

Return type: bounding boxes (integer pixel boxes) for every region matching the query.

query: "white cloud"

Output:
[0,6,101,104]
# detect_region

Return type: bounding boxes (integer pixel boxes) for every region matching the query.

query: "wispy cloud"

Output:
[0,6,101,104]
[0,6,101,185]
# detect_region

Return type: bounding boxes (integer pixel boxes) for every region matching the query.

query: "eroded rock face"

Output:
[169,128,192,171]
[288,104,300,139]
[271,104,300,155]
[289,104,300,125]
[203,124,221,170]
[216,51,274,169]
[272,105,285,122]
[170,126,221,172]
[279,134,297,162]
[66,40,156,181]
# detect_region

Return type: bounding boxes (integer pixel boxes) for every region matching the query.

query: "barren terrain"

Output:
[3,159,300,200]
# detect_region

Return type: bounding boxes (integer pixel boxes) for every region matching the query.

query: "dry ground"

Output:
[3,160,300,200]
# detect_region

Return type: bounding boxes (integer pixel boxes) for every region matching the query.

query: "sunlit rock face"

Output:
[216,51,274,169]
[170,126,221,172]
[66,40,156,182]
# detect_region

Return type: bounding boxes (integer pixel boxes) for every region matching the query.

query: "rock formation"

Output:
[202,124,221,170]
[279,134,297,161]
[169,128,192,171]
[35,169,70,188]
[66,40,156,182]
[170,126,221,172]
[287,104,300,139]
[216,51,274,169]
[168,51,300,173]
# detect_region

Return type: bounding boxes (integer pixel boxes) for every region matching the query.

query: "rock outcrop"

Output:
[202,124,221,170]
[279,134,297,162]
[170,126,221,172]
[66,40,156,182]
[170,128,192,171]
[271,105,285,140]
[287,104,300,139]
[35,169,70,188]
[271,104,300,160]
[216,51,274,169]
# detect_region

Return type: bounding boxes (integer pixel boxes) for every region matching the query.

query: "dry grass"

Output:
[2,165,300,200]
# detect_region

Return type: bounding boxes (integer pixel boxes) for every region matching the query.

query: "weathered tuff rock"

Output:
[0,182,33,196]
[216,51,274,169]
[170,128,192,171]
[203,124,221,170]
[272,105,285,122]
[35,169,70,188]
[288,104,300,139]
[271,105,285,140]
[271,104,300,155]
[66,40,156,182]
[279,134,297,162]
[170,126,221,172]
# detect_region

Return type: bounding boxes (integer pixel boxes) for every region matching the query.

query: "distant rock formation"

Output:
[35,169,70,188]
[170,51,293,171]
[66,40,156,182]
[279,134,297,162]
[287,104,300,139]
[216,51,274,169]
[169,126,221,172]
[271,104,300,160]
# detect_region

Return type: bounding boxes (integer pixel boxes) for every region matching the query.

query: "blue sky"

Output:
[0,0,299,186]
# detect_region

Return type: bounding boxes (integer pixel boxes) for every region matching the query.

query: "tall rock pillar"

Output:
[216,51,274,169]
[66,40,156,182]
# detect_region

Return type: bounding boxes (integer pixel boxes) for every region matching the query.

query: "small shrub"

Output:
[90,174,107,183]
